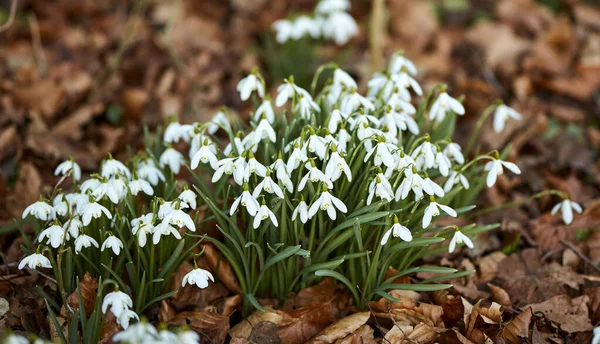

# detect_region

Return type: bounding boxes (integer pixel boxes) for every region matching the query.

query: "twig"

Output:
[560,239,600,273]
[0,0,17,33]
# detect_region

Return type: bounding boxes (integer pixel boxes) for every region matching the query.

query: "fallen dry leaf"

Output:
[169,309,230,343]
[334,324,376,344]
[61,272,97,317]
[500,307,533,344]
[202,243,242,294]
[527,294,593,333]
[306,312,370,344]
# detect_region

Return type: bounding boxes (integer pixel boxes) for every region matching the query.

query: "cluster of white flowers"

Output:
[112,321,199,344]
[2,334,51,344]
[102,290,138,329]
[272,0,358,46]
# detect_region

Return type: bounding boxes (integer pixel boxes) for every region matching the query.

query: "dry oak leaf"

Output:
[61,272,97,317]
[465,300,503,339]
[384,322,439,344]
[487,283,512,307]
[500,307,533,344]
[527,294,593,333]
[278,301,338,344]
[202,243,242,294]
[333,324,376,344]
[306,312,370,344]
[476,252,507,283]
[169,309,230,343]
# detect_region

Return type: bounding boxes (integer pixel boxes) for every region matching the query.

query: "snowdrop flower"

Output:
[38,224,68,248]
[152,220,182,244]
[212,157,235,183]
[341,90,375,114]
[592,326,600,344]
[287,142,307,173]
[232,157,247,185]
[308,189,347,220]
[4,334,29,344]
[23,199,55,221]
[53,194,69,217]
[298,161,333,191]
[493,104,521,133]
[102,290,133,318]
[132,214,154,248]
[443,142,464,165]
[272,19,294,44]
[254,203,279,228]
[254,118,277,144]
[191,139,219,170]
[392,150,416,172]
[253,172,285,199]
[243,153,267,182]
[182,267,214,289]
[178,189,197,209]
[367,173,394,205]
[159,148,184,174]
[113,322,158,343]
[435,149,452,177]
[336,127,351,152]
[137,160,166,185]
[293,16,321,40]
[393,72,422,97]
[444,170,470,193]
[449,229,474,253]
[237,72,265,101]
[81,200,112,226]
[422,197,457,228]
[164,121,192,144]
[422,175,445,198]
[551,199,583,225]
[101,157,131,179]
[389,53,418,76]
[54,159,82,181]
[304,132,327,160]
[224,136,245,156]
[117,309,139,330]
[64,217,82,238]
[316,0,350,13]
[333,68,357,89]
[364,139,397,168]
[158,201,185,219]
[484,157,521,187]
[101,235,124,255]
[325,146,352,182]
[295,92,320,120]
[19,253,52,270]
[165,208,196,232]
[254,99,276,124]
[207,110,231,135]
[412,140,436,169]
[177,330,201,344]
[322,11,358,45]
[429,92,465,122]
[292,197,309,224]
[276,78,300,107]
[381,216,412,245]
[74,234,99,254]
[327,107,348,133]
[93,178,123,204]
[230,186,260,216]
[396,167,426,201]
[129,178,154,196]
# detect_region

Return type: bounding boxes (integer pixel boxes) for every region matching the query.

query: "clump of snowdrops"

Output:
[11,51,582,341]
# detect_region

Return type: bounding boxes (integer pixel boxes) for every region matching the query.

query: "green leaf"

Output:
[378,283,453,292]
[315,269,359,302]
[141,290,178,312]
[246,293,265,312]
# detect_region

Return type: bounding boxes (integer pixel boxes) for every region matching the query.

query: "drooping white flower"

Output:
[182,267,214,289]
[422,198,457,228]
[93,178,123,204]
[23,199,55,221]
[207,110,231,135]
[243,154,267,182]
[493,104,521,133]
[102,290,133,318]
[74,234,99,254]
[165,208,196,232]
[177,330,201,344]
[152,220,182,244]
[54,159,82,181]
[253,203,279,228]
[237,73,265,101]
[158,201,177,219]
[101,235,124,255]
[304,132,327,160]
[393,72,422,97]
[113,322,158,343]
[178,189,197,209]
[53,194,69,217]
[253,172,285,199]
[254,118,277,144]
[295,92,320,120]
[325,148,352,182]
[308,190,347,220]
[232,157,247,185]
[254,99,276,124]
[230,187,260,216]
[101,158,131,179]
[191,139,219,170]
[64,217,83,238]
[212,157,236,183]
[117,309,139,330]
[389,53,418,76]
[449,230,474,253]
[164,122,192,144]
[298,161,333,191]
[443,170,470,193]
[336,128,351,153]
[381,216,412,245]
[4,334,29,344]
[38,224,68,248]
[322,11,358,46]
[159,148,185,174]
[129,178,154,196]
[367,173,394,205]
[224,136,245,156]
[18,253,52,270]
[137,160,165,186]
[81,201,112,226]
[341,90,375,114]
[396,168,426,201]
[333,68,357,89]
[429,92,465,123]
[292,16,321,40]
[411,140,436,169]
[443,142,465,165]
[422,176,445,198]
[435,150,452,177]
[551,199,583,225]
[327,108,348,133]
[286,143,308,173]
[272,19,294,43]
[276,78,301,107]
[271,156,293,193]
[364,139,397,168]
[292,198,309,224]
[484,158,521,187]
